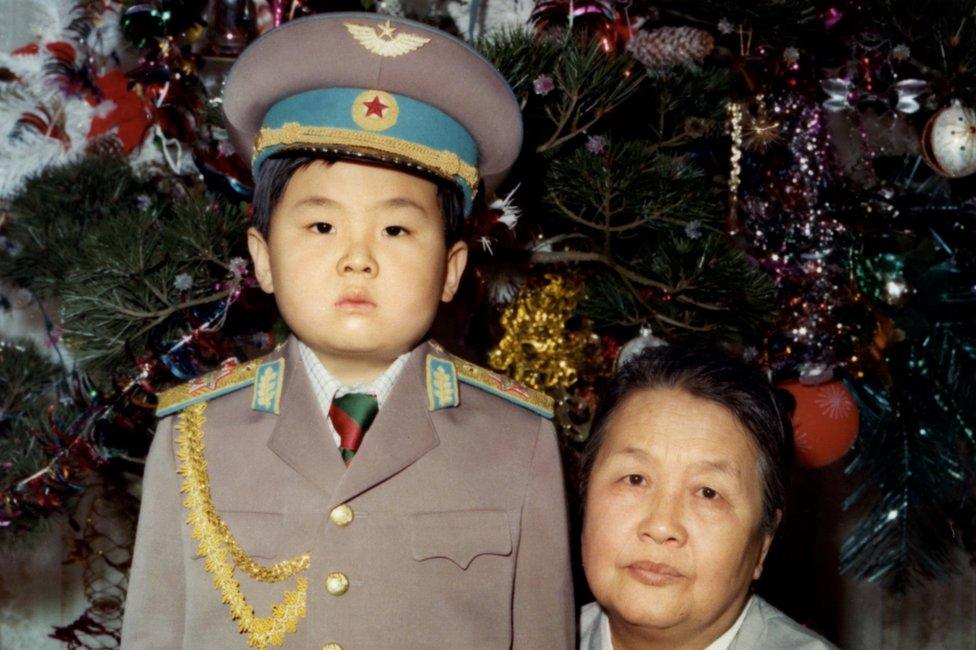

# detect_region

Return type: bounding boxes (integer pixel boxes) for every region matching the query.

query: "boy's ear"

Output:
[247,227,275,294]
[440,240,468,303]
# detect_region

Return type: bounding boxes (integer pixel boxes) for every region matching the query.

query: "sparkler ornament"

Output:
[727,102,744,209]
[743,95,782,151]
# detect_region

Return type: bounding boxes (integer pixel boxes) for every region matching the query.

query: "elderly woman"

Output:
[579,346,835,649]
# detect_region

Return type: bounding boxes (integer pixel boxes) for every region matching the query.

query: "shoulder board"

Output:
[155,355,285,418]
[447,355,554,419]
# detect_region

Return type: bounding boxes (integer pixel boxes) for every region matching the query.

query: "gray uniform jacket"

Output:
[121,338,575,649]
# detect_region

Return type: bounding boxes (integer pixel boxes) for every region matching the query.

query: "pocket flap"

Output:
[192,510,283,560]
[409,510,512,570]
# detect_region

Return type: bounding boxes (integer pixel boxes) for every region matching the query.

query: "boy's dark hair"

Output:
[251,153,466,244]
[580,345,794,534]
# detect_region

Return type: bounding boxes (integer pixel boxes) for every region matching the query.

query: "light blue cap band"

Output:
[253,87,479,215]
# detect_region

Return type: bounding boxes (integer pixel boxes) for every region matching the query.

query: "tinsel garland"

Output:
[487,274,594,392]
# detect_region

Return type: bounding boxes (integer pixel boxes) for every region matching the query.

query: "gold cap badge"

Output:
[345,20,430,58]
[352,90,399,131]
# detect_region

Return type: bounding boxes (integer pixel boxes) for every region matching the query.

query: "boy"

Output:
[121,12,574,650]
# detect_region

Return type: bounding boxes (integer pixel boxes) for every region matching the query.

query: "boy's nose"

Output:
[337,245,377,276]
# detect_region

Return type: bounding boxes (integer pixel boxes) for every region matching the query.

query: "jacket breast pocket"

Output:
[409,510,512,570]
[192,510,282,560]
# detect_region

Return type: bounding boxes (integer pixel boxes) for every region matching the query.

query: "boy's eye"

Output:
[311,222,333,234]
[384,225,407,236]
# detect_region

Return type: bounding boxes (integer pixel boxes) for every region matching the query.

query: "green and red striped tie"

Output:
[329,392,379,465]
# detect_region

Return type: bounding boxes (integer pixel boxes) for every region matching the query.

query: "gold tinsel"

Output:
[176,403,309,648]
[488,274,593,392]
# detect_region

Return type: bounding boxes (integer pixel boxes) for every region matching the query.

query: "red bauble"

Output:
[780,380,859,468]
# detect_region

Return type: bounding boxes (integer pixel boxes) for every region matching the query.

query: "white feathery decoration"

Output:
[490,184,521,229]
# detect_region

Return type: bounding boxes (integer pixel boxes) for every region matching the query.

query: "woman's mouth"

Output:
[625,561,685,586]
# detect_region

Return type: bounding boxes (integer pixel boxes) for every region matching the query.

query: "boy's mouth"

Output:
[335,290,376,311]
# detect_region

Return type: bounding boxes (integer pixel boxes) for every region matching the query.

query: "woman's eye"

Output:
[626,474,646,487]
[312,222,333,234]
[699,486,720,500]
[384,225,407,236]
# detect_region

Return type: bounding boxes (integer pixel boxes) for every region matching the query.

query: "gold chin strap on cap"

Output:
[254,123,480,193]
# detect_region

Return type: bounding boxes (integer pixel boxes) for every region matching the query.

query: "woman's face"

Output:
[581,387,775,647]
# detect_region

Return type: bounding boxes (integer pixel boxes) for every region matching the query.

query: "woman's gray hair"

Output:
[580,345,794,533]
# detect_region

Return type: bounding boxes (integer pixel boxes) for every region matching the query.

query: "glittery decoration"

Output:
[533,74,555,96]
[726,102,743,209]
[176,403,309,648]
[488,274,593,392]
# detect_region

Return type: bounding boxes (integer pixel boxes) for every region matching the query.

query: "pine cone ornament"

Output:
[627,26,715,70]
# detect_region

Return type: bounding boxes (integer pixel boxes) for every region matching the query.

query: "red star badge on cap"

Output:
[363,95,389,118]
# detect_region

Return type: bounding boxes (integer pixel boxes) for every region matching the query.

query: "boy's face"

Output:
[248,160,468,378]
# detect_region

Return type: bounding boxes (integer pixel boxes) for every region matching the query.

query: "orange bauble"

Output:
[780,380,859,468]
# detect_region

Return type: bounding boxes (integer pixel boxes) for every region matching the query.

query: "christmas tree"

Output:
[1,0,975,645]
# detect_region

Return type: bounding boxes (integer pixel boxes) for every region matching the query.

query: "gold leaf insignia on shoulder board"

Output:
[345,20,431,58]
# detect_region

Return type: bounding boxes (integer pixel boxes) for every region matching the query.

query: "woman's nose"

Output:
[638,491,688,546]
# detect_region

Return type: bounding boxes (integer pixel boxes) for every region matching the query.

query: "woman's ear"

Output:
[440,240,469,302]
[247,227,275,294]
[752,509,783,580]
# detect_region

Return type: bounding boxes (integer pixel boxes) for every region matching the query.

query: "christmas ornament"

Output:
[891,44,911,61]
[893,79,926,114]
[727,102,744,206]
[489,185,521,230]
[921,100,976,178]
[449,0,535,40]
[377,0,404,17]
[488,274,593,392]
[204,0,259,57]
[626,26,714,70]
[614,326,667,371]
[742,95,782,152]
[86,69,154,153]
[52,483,137,647]
[821,78,853,113]
[780,380,859,468]
[533,74,555,96]
[531,0,615,31]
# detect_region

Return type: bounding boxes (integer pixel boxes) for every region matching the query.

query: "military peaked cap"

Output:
[222,12,523,214]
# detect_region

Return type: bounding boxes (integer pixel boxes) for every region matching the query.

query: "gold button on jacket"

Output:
[329,504,354,527]
[325,571,349,596]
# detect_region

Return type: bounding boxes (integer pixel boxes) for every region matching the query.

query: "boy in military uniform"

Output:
[121,11,574,650]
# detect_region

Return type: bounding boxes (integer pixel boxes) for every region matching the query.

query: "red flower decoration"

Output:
[87,69,154,153]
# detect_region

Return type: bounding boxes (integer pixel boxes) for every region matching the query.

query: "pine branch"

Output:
[841,344,971,591]
[57,194,250,378]
[0,341,62,497]
[0,157,152,297]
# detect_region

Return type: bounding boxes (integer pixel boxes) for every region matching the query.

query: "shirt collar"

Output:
[298,340,411,414]
[705,595,754,650]
[581,595,756,650]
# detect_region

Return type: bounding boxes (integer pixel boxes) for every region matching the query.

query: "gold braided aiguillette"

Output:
[176,402,310,648]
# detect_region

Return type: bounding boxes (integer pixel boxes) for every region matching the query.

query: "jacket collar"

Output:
[266,337,439,506]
